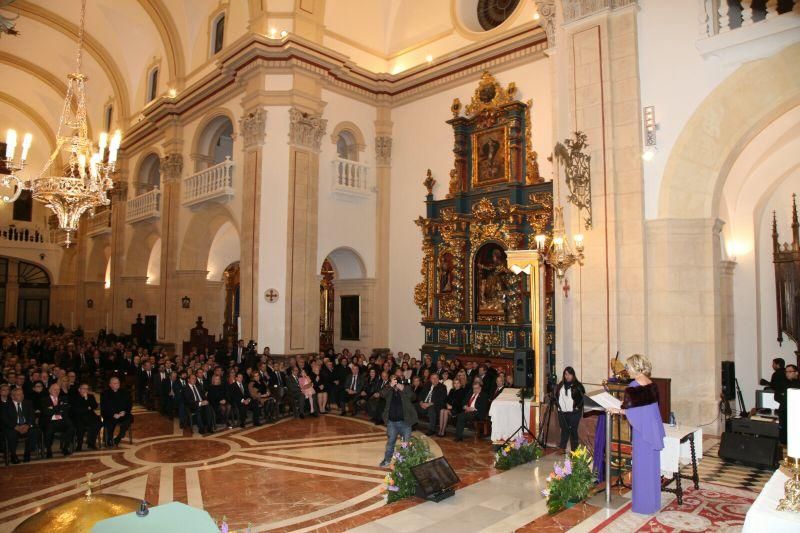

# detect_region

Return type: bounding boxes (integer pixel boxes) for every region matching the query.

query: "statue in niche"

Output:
[476,244,510,316]
[439,252,455,293]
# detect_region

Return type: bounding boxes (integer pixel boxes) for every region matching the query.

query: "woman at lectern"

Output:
[555,367,585,452]
[612,354,666,515]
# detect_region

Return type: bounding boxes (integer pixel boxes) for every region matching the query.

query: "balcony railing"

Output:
[126,187,161,224]
[700,0,799,36]
[182,157,235,208]
[86,209,112,237]
[0,224,50,244]
[331,158,371,200]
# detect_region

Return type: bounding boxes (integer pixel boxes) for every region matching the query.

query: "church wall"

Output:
[388,59,554,354]
[317,89,377,279]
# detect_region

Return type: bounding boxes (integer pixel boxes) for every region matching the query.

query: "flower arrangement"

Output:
[542,445,596,514]
[494,434,543,470]
[380,436,433,503]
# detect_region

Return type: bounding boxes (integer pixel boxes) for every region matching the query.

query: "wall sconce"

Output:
[642,105,657,161]
[126,297,133,309]
[86,299,93,308]
[181,296,191,309]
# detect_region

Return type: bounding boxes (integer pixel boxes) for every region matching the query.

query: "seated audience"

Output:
[101,376,133,446]
[2,387,40,463]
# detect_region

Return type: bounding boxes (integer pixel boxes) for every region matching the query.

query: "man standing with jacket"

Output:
[379,376,418,467]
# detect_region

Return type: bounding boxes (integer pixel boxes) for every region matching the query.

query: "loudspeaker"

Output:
[411,457,460,501]
[514,349,534,389]
[721,361,736,401]
[718,431,779,468]
[728,417,780,439]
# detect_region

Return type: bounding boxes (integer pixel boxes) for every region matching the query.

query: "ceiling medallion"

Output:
[2,0,121,246]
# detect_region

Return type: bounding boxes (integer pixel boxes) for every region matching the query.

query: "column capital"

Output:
[538,0,557,48]
[111,179,129,200]
[375,136,392,167]
[160,152,184,183]
[288,107,327,152]
[239,107,267,150]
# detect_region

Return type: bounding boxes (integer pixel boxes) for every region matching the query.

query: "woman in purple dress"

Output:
[612,354,665,515]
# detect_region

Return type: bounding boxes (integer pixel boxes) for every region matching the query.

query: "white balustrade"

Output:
[182,157,235,207]
[126,187,161,224]
[701,0,799,36]
[331,157,372,199]
[0,224,50,245]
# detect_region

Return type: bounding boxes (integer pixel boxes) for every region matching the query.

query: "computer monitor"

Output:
[756,390,779,411]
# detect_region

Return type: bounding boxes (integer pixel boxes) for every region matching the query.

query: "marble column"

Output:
[238,106,267,343]
[158,150,184,343]
[285,107,327,354]
[373,105,393,350]
[109,179,128,334]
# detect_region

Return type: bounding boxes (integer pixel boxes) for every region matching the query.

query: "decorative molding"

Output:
[239,107,267,149]
[160,152,184,182]
[538,1,557,48]
[561,0,637,23]
[288,108,327,152]
[375,136,392,166]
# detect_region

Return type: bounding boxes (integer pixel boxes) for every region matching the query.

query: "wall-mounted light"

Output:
[642,105,657,161]
[269,28,277,38]
[181,295,191,309]
[86,299,93,309]
[280,30,288,38]
[425,54,433,63]
[168,88,177,98]
[533,11,541,20]
[126,297,133,309]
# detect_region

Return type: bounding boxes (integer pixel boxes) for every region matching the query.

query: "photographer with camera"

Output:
[379,374,417,468]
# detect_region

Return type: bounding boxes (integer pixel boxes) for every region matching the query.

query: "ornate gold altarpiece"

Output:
[414,72,556,387]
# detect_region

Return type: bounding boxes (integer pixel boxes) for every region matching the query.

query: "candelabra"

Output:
[533,205,584,278]
[778,456,800,513]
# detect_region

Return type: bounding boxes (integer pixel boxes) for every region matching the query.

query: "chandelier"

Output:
[532,146,586,279]
[2,0,120,246]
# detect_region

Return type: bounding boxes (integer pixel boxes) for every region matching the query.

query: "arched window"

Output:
[336,130,358,161]
[104,103,113,131]
[211,13,225,56]
[146,67,159,103]
[138,153,161,193]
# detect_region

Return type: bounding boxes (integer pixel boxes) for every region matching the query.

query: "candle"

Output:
[98,132,108,159]
[5,129,16,158]
[789,388,800,458]
[21,133,32,161]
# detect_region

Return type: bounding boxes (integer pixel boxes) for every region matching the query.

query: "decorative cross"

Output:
[562,278,570,298]
[83,472,98,501]
[264,289,279,303]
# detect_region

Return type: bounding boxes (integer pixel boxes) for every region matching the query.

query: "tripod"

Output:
[536,392,567,449]
[502,386,532,447]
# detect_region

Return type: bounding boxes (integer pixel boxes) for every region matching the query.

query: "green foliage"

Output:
[543,445,596,514]
[494,435,543,470]
[382,436,433,504]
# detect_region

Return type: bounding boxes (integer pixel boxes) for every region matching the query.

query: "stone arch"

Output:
[125,222,161,278]
[330,121,367,160]
[206,221,241,281]
[658,42,800,220]
[133,151,162,193]
[191,109,236,170]
[323,247,367,280]
[180,203,239,271]
[135,0,186,84]
[86,235,111,282]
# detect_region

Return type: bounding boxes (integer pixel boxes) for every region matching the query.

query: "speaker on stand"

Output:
[513,349,534,388]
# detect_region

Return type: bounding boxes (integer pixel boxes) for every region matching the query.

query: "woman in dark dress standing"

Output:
[555,367,585,452]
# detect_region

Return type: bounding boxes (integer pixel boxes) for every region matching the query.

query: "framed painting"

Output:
[471,125,509,188]
[340,295,360,341]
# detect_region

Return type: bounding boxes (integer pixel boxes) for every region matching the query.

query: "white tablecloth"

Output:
[660,424,703,476]
[488,387,532,441]
[743,468,800,532]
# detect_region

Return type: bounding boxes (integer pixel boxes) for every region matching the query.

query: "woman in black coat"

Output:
[437,376,467,437]
[555,366,585,451]
[207,374,231,429]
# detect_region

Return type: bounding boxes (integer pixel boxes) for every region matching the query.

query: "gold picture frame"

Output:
[471,125,510,188]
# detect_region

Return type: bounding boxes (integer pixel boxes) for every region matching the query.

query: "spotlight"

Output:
[280,30,288,38]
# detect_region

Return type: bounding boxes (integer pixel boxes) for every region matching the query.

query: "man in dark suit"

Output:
[182,374,213,434]
[341,364,365,416]
[286,366,307,418]
[40,382,75,457]
[490,375,506,401]
[100,376,133,446]
[455,380,488,442]
[2,387,40,463]
[137,361,154,407]
[228,372,252,428]
[416,373,447,435]
[367,370,389,424]
[72,383,101,450]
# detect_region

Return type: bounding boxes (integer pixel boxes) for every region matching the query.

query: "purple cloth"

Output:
[593,413,606,483]
[625,381,665,515]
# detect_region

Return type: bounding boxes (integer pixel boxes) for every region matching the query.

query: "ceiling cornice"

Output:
[121,23,547,148]
[14,0,131,121]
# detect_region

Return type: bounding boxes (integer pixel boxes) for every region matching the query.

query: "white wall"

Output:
[317,89,377,278]
[389,58,553,353]
[206,221,240,281]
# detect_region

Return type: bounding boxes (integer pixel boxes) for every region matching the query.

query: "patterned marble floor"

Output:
[0,407,501,532]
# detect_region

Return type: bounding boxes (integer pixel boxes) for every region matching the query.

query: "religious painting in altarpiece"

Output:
[413,72,556,377]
